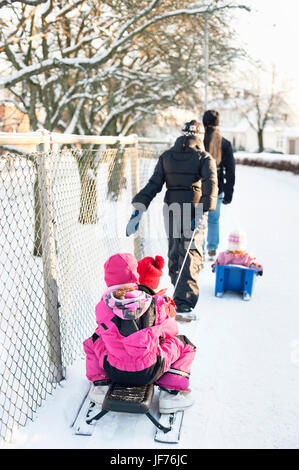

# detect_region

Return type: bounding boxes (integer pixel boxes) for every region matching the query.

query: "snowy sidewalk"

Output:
[4,165,299,449]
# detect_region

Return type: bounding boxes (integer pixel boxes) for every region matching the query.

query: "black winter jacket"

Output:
[132,135,218,213]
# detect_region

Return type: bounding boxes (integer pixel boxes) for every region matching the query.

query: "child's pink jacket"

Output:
[94,291,177,373]
[214,251,263,273]
[84,252,196,391]
[84,288,196,390]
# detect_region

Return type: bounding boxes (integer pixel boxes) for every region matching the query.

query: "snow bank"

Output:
[235,152,299,174]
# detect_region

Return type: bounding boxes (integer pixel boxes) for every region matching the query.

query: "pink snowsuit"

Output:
[214,251,263,274]
[83,253,196,391]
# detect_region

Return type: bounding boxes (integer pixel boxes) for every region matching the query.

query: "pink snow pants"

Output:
[156,335,196,391]
[83,334,196,391]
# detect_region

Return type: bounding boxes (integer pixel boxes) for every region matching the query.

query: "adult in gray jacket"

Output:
[126,120,218,321]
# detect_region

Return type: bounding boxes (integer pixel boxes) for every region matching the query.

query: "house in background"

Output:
[0,102,37,152]
[142,98,299,156]
[210,96,299,154]
[283,127,299,155]
[0,103,30,133]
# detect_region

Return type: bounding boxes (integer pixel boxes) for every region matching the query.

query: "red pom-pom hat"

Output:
[137,255,165,290]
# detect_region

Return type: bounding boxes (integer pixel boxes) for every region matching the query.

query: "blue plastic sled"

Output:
[214,264,257,300]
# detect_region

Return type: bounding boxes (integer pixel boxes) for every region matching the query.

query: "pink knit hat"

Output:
[228,230,247,252]
[104,253,139,287]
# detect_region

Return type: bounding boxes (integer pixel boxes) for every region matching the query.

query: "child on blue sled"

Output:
[212,229,263,275]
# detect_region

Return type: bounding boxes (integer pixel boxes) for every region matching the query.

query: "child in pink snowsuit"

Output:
[83,253,196,413]
[212,230,263,275]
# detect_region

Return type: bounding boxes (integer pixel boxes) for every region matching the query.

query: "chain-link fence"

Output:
[0,135,169,444]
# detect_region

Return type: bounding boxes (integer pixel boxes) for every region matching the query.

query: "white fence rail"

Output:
[0,131,171,147]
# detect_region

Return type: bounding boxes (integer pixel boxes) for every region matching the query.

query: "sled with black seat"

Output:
[86,382,171,433]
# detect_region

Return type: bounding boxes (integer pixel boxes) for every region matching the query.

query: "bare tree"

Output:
[0,0,249,134]
[235,65,285,152]
[0,0,249,235]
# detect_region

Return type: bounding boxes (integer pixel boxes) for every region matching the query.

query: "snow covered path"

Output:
[4,165,299,449]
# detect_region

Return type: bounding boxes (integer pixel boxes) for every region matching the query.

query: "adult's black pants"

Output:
[163,203,207,310]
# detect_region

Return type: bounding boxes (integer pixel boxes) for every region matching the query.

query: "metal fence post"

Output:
[130,135,144,259]
[36,130,64,383]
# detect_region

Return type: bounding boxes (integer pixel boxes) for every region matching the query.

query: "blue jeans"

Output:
[203,192,224,253]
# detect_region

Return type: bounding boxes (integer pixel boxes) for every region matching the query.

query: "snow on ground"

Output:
[3,165,299,449]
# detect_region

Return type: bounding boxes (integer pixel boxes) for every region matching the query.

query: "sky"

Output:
[232,0,299,112]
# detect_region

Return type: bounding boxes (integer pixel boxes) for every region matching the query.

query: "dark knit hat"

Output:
[137,255,165,290]
[182,120,204,136]
[203,110,220,127]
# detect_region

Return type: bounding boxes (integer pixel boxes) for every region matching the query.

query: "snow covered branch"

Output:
[0,1,248,88]
[0,0,249,135]
[0,0,48,7]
